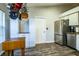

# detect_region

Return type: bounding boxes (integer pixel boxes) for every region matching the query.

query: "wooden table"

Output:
[2,37,25,56]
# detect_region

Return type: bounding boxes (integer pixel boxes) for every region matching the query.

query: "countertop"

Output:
[5,37,25,42]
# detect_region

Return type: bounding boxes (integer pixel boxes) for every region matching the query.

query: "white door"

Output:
[35,18,46,44]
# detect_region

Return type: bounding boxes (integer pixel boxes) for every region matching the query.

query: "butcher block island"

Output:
[2,37,25,56]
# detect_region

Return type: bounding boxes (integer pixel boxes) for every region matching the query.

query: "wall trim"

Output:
[36,41,54,44]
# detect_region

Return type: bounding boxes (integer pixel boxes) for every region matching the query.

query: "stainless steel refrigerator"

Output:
[54,19,69,45]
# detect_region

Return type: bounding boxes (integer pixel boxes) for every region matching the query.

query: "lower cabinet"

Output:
[55,34,63,45]
[19,34,36,48]
[76,35,79,51]
[67,33,76,49]
[19,34,29,48]
[67,33,79,51]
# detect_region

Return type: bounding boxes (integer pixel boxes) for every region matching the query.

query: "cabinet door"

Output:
[55,34,63,45]
[67,34,76,48]
[76,35,79,50]
[70,34,76,48]
[69,13,79,25]
[60,16,69,20]
[67,34,71,46]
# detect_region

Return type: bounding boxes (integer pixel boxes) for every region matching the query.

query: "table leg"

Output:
[11,50,14,56]
[21,48,25,56]
[5,50,10,56]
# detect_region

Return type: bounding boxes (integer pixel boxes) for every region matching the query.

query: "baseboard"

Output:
[36,41,54,44]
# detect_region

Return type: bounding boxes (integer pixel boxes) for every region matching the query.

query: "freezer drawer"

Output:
[67,34,76,48]
[55,34,63,45]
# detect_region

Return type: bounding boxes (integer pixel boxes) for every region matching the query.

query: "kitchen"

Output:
[54,6,79,51]
[0,3,79,56]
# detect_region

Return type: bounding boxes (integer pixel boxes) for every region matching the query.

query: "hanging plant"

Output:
[19,7,28,21]
[15,3,23,10]
[8,3,23,19]
[20,12,28,20]
[10,3,23,12]
[9,11,19,19]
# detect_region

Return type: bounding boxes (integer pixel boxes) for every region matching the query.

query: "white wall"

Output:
[10,18,19,38]
[28,5,78,44]
[29,18,36,47]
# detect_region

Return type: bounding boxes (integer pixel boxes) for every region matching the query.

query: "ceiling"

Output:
[27,3,79,7]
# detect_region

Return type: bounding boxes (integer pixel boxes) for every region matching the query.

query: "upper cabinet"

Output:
[60,16,69,20]
[69,12,79,26]
[60,12,79,26]
[60,6,79,26]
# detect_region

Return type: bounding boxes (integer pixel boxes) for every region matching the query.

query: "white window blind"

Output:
[0,10,5,43]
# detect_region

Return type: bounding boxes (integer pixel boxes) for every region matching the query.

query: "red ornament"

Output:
[10,3,23,12]
[15,3,23,10]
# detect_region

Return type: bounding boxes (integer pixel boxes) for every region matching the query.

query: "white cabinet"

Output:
[19,33,35,48]
[19,34,29,48]
[60,16,69,20]
[69,13,79,25]
[25,34,30,48]
[60,6,79,26]
[19,18,36,48]
[76,34,79,51]
[61,12,79,26]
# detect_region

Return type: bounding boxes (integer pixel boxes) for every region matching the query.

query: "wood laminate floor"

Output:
[12,43,79,56]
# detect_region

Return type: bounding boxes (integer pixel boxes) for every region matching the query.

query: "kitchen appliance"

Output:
[67,33,76,49]
[54,19,69,45]
[68,26,76,32]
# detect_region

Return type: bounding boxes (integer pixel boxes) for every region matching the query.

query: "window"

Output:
[0,10,5,43]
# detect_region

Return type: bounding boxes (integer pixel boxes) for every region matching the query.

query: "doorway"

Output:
[35,18,47,44]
